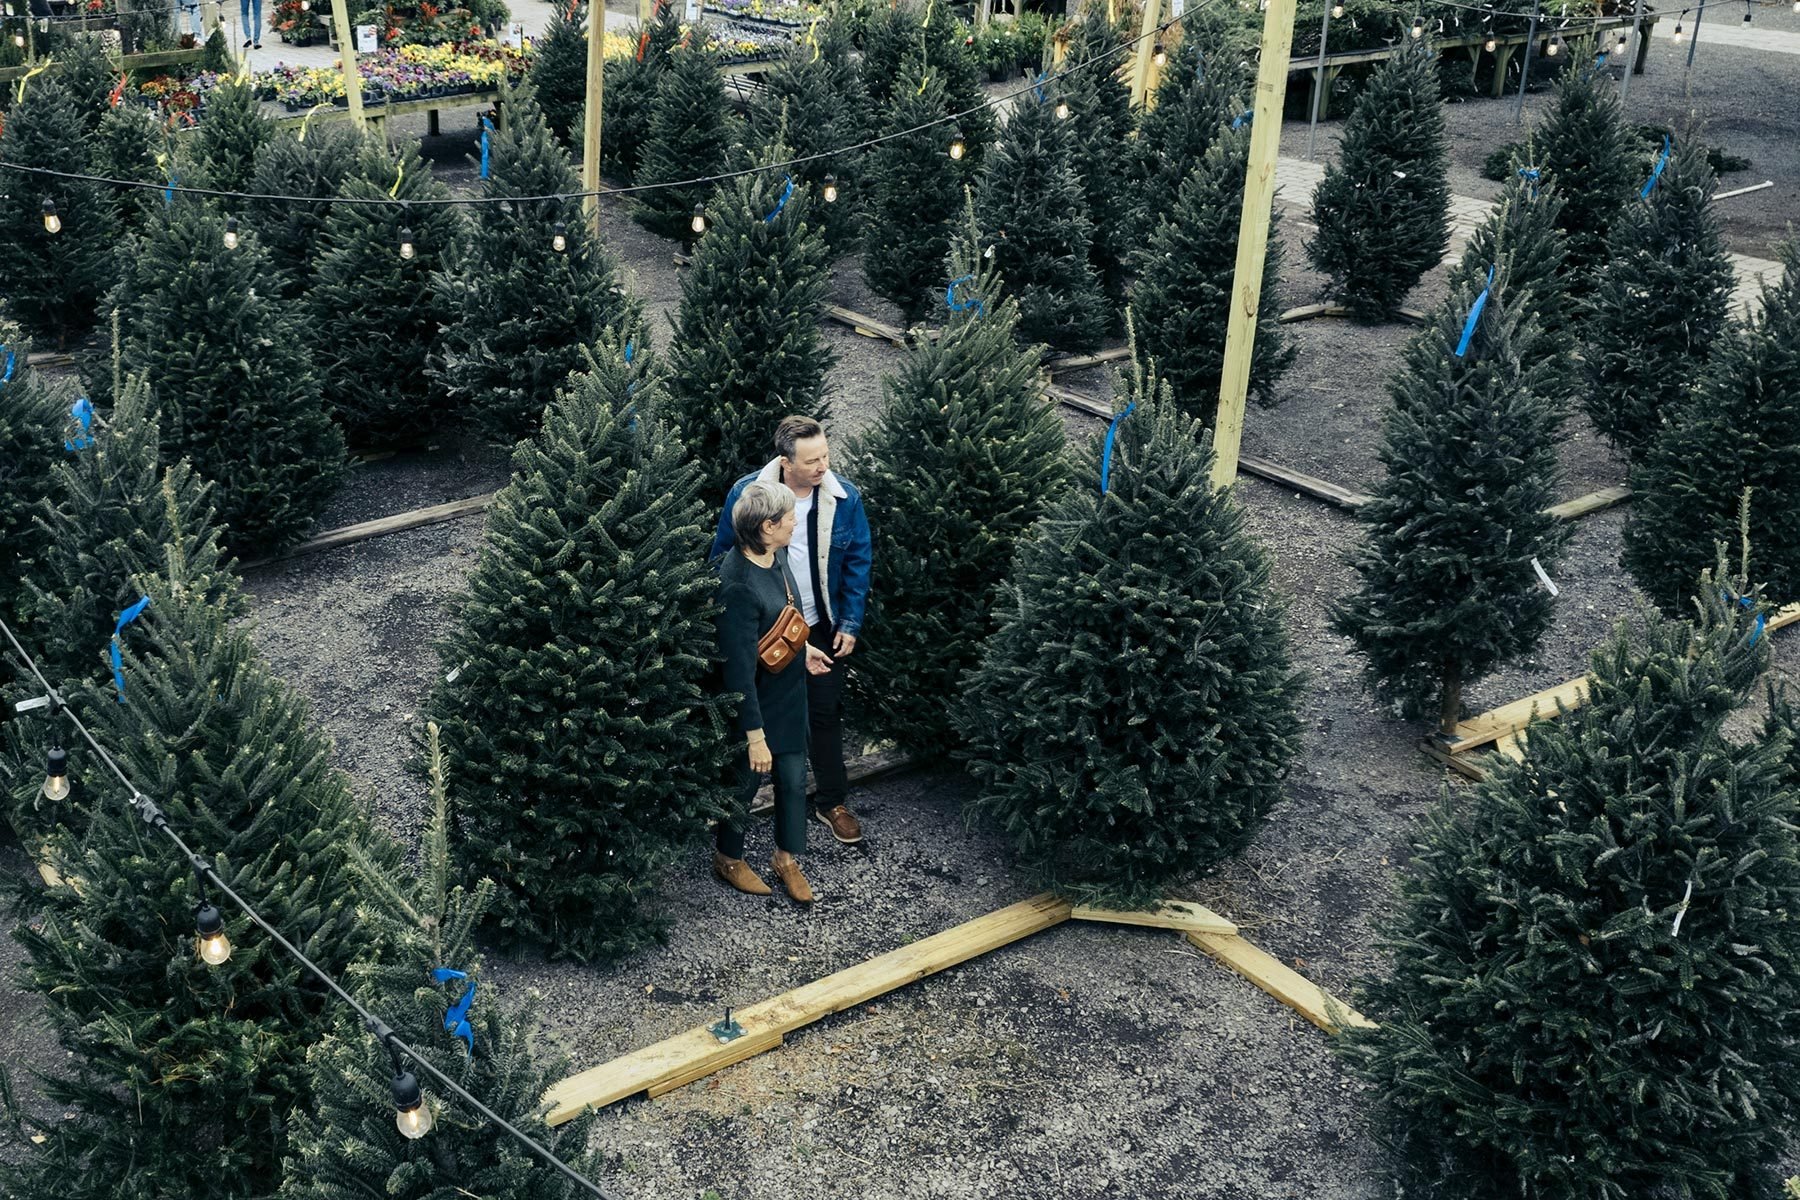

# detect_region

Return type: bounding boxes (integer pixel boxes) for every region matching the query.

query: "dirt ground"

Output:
[3,25,1798,1199]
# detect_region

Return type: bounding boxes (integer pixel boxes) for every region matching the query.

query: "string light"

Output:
[1151,40,1167,65]
[949,130,966,161]
[398,226,415,260]
[1410,14,1425,37]
[12,33,23,46]
[1330,2,1343,17]
[1545,32,1562,55]
[194,899,232,966]
[1614,29,1628,53]
[689,203,706,235]
[822,173,839,203]
[1054,97,1071,119]
[41,748,69,802]
[1673,10,1687,39]
[1742,1,1752,21]
[223,216,239,250]
[551,220,567,252]
[41,200,60,234]
[392,1068,434,1139]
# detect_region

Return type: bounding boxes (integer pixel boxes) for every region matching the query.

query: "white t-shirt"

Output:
[788,492,821,627]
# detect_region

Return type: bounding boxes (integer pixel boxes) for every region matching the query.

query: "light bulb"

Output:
[1545,34,1561,55]
[551,220,567,252]
[948,131,966,161]
[1330,2,1343,17]
[1793,1,1799,14]
[1054,98,1070,120]
[194,903,232,966]
[1742,7,1752,21]
[41,748,69,803]
[392,1071,433,1139]
[1151,40,1166,65]
[822,173,838,203]
[1673,20,1685,39]
[41,200,60,234]
[1484,33,1497,50]
[12,32,23,46]
[1410,15,1424,37]
[398,227,415,260]
[223,216,239,250]
[1615,31,1628,52]
[690,203,706,235]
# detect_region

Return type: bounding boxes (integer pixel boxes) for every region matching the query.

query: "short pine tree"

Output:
[862,63,965,321]
[428,336,731,961]
[0,77,117,348]
[633,24,735,240]
[849,212,1069,750]
[308,141,462,447]
[1582,133,1733,459]
[530,0,588,142]
[959,326,1303,904]
[1625,242,1800,613]
[748,31,870,254]
[91,100,167,237]
[116,200,346,552]
[280,725,600,1200]
[1339,582,1800,1200]
[187,76,274,192]
[1307,44,1450,319]
[0,321,70,628]
[1129,32,1244,247]
[1054,7,1136,312]
[1445,172,1574,399]
[245,122,367,298]
[666,146,834,500]
[599,6,681,181]
[975,90,1108,352]
[1333,277,1568,732]
[1528,65,1639,280]
[1133,122,1295,420]
[433,82,638,444]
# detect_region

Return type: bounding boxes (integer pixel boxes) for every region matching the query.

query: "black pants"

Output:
[807,623,848,813]
[716,750,807,858]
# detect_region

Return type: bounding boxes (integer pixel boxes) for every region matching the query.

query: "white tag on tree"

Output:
[1531,557,1560,597]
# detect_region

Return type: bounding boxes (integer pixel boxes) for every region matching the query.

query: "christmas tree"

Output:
[859,0,993,169]
[529,0,588,143]
[187,76,274,193]
[246,122,367,299]
[428,335,730,961]
[433,81,638,444]
[308,141,462,447]
[1054,6,1136,312]
[91,100,168,238]
[1625,241,1800,614]
[1133,122,1295,420]
[1129,30,1244,247]
[632,23,735,241]
[116,200,345,552]
[849,211,1068,750]
[1527,64,1639,282]
[58,34,115,133]
[1444,172,1573,399]
[1307,43,1449,319]
[280,724,600,1199]
[0,76,117,348]
[974,85,1107,352]
[599,5,681,181]
[959,325,1303,904]
[1582,133,1733,459]
[862,63,964,321]
[666,145,834,501]
[0,321,70,628]
[747,26,870,254]
[1340,580,1800,1200]
[1334,275,1567,732]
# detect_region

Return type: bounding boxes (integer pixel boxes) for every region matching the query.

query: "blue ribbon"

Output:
[1728,593,1767,647]
[762,175,795,224]
[164,171,178,207]
[0,348,14,386]
[111,596,150,702]
[479,116,493,180]
[1231,108,1254,129]
[1641,134,1671,199]
[624,340,635,363]
[1517,166,1540,198]
[65,396,94,452]
[1454,265,1496,359]
[432,967,476,1055]
[1033,70,1047,103]
[1099,402,1136,495]
[945,273,984,318]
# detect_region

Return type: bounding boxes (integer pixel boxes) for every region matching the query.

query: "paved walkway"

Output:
[1648,17,1800,55]
[231,0,616,72]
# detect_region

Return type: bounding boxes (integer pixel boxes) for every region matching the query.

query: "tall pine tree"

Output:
[959,325,1302,904]
[747,27,870,255]
[849,210,1069,750]
[245,122,367,299]
[427,335,731,961]
[859,0,994,167]
[863,63,964,321]
[1307,43,1449,319]
[1527,64,1639,283]
[530,0,589,143]
[1054,5,1135,313]
[1129,30,1244,247]
[1333,276,1567,732]
[599,5,681,181]
[91,100,167,239]
[633,23,735,241]
[0,320,70,629]
[1445,172,1573,399]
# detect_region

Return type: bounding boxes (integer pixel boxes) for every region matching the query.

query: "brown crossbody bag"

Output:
[755,562,811,674]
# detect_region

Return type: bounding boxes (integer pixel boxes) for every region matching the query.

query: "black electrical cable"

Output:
[0,615,617,1200]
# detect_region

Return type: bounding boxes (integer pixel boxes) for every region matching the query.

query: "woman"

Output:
[714,481,833,903]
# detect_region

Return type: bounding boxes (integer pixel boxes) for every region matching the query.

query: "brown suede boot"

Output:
[770,850,815,904]
[713,852,772,896]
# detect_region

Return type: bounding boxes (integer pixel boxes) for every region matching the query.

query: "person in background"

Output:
[241,0,262,48]
[713,481,833,904]
[712,416,872,847]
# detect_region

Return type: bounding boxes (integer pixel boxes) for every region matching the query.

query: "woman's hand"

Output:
[747,733,772,773]
[805,644,834,676]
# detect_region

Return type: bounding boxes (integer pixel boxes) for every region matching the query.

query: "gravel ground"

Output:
[4,34,1798,1199]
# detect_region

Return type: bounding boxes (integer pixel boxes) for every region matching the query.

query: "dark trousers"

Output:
[716,750,806,858]
[807,623,848,812]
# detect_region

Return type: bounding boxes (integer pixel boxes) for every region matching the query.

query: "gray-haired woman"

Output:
[714,480,833,903]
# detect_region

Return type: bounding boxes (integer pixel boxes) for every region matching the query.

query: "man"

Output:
[712,416,872,845]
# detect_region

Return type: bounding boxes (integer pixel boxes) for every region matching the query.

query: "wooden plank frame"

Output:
[1071,900,1237,935]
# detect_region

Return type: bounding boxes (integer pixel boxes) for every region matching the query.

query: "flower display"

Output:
[136,38,537,112]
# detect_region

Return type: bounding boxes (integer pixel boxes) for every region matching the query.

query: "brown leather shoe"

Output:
[813,804,863,844]
[770,850,815,904]
[713,852,772,896]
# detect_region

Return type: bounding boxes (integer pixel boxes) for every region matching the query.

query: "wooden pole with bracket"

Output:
[328,0,366,129]
[580,0,606,235]
[1127,0,1162,107]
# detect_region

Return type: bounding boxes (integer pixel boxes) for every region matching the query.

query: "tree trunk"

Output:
[1438,665,1463,738]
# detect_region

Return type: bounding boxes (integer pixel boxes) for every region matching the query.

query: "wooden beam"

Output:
[1767,602,1800,635]
[1236,454,1371,509]
[1418,738,1489,782]
[1043,346,1131,374]
[1277,303,1429,325]
[1043,381,1111,419]
[239,492,497,570]
[645,1030,782,1098]
[540,893,1073,1122]
[579,0,606,238]
[1211,0,1298,491]
[328,0,367,129]
[1184,931,1376,1033]
[1441,676,1590,756]
[1071,900,1237,935]
[822,305,911,348]
[1127,0,1162,108]
[1545,485,1631,522]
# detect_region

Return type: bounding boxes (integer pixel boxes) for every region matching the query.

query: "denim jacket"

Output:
[709,460,872,638]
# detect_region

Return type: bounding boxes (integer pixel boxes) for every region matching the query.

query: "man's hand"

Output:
[805,644,835,676]
[832,631,858,657]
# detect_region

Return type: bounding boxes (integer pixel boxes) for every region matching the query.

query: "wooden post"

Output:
[1127,0,1162,108]
[328,0,365,129]
[1208,0,1297,491]
[580,0,605,235]
[1616,0,1646,106]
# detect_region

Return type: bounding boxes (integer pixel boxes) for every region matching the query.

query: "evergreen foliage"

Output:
[633,24,735,240]
[975,90,1107,351]
[115,200,345,552]
[187,77,274,193]
[58,35,115,133]
[1133,122,1294,419]
[599,6,681,181]
[309,141,461,446]
[1307,45,1450,318]
[747,26,869,254]
[959,326,1303,904]
[1625,242,1800,613]
[1445,173,1573,399]
[1582,133,1733,459]
[0,321,70,629]
[849,212,1068,750]
[862,63,964,321]
[433,81,637,444]
[530,0,588,142]
[245,122,367,298]
[1340,582,1800,1200]
[666,143,834,500]
[1333,277,1568,731]
[0,77,117,348]
[1130,32,1244,246]
[427,335,731,961]
[859,1,993,168]
[1527,65,1639,280]
[280,725,600,1199]
[91,100,167,237]
[1054,7,1135,312]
